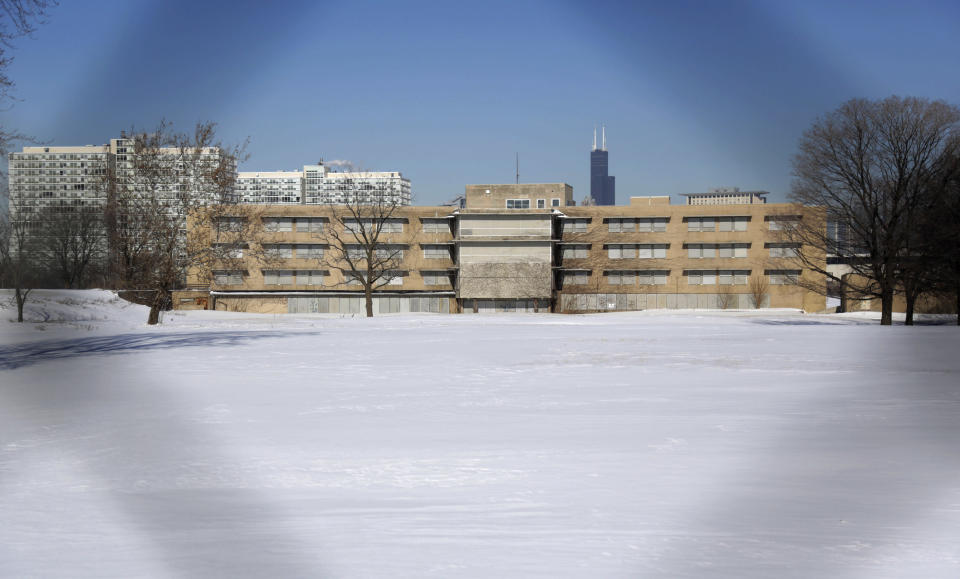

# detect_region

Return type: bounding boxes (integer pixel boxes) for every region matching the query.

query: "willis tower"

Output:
[590,125,615,205]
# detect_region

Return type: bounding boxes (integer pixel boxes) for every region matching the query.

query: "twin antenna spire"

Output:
[592,124,607,152]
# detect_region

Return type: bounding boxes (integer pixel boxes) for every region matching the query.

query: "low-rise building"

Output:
[175,184,826,314]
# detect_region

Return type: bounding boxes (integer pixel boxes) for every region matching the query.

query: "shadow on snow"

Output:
[0,331,313,370]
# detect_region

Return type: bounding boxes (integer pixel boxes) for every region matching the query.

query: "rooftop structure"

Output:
[681,187,768,205]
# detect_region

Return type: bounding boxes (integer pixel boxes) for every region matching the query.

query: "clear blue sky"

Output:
[3,0,959,204]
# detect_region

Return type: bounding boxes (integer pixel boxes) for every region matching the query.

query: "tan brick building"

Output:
[175,184,825,314]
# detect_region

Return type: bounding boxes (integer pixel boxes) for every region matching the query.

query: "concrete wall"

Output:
[459,262,553,299]
[465,183,573,209]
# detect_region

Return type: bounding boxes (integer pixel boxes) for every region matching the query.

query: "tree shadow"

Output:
[0,331,320,370]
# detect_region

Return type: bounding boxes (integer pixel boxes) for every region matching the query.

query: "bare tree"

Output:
[920,146,960,324]
[717,290,735,310]
[789,96,960,325]
[0,184,40,321]
[748,275,768,309]
[99,121,252,325]
[0,1,56,161]
[317,189,406,317]
[34,205,103,288]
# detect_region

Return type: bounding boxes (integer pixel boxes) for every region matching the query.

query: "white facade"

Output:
[7,139,228,261]
[302,165,411,206]
[236,171,303,204]
[8,144,113,226]
[234,164,412,206]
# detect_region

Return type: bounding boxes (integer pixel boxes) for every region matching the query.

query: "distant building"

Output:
[236,171,304,204]
[590,126,616,205]
[681,187,768,205]
[238,163,412,206]
[7,137,225,258]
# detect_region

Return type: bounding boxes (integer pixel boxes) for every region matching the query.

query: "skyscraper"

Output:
[590,125,615,205]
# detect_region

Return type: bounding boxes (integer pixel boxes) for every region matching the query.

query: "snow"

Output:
[2,290,959,577]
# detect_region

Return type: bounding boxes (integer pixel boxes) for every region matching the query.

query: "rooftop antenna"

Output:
[602,124,607,151]
[592,126,597,151]
[515,152,519,184]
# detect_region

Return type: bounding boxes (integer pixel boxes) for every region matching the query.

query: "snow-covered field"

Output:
[2,290,959,578]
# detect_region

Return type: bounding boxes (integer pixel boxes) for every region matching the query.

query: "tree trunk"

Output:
[147,289,169,325]
[905,292,916,326]
[15,288,26,323]
[365,286,373,317]
[880,286,893,326]
[837,276,847,313]
[956,282,960,326]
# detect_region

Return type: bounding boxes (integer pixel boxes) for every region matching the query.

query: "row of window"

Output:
[607,244,669,259]
[214,270,455,287]
[607,218,668,232]
[560,243,798,259]
[686,216,750,232]
[562,216,795,234]
[225,243,454,261]
[561,269,801,286]
[254,217,449,234]
[504,198,563,209]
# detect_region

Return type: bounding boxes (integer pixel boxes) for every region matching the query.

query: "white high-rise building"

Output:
[235,164,412,206]
[8,144,114,228]
[236,170,304,204]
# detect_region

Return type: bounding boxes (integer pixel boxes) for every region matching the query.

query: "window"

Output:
[345,218,404,233]
[686,270,749,285]
[688,243,748,258]
[347,245,404,259]
[768,269,800,285]
[636,270,668,285]
[506,199,531,209]
[263,217,293,232]
[608,245,635,259]
[717,270,750,285]
[383,271,404,286]
[423,245,449,259]
[640,244,668,258]
[562,271,588,285]
[562,219,588,233]
[422,271,451,286]
[605,270,635,286]
[421,218,448,234]
[347,270,404,286]
[212,243,244,258]
[296,270,324,286]
[768,244,800,258]
[264,244,293,258]
[297,218,325,233]
[537,199,545,208]
[637,218,668,232]
[213,270,243,285]
[561,245,589,259]
[263,270,293,285]
[687,216,747,232]
[381,219,404,233]
[551,198,561,207]
[297,244,324,259]
[767,216,799,231]
[377,246,404,259]
[217,217,244,233]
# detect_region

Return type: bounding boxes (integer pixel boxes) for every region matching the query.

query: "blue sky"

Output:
[3,0,959,204]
